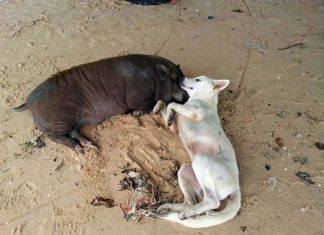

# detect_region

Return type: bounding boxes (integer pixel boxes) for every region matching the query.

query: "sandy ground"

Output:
[0,0,323,234]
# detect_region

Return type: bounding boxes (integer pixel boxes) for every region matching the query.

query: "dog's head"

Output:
[155,63,189,104]
[180,76,230,99]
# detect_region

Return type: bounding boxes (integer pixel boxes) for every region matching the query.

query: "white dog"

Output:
[153,76,241,228]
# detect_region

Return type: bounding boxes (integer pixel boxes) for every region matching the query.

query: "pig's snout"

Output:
[172,86,189,103]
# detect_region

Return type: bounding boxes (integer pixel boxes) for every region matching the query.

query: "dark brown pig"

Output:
[13,54,188,152]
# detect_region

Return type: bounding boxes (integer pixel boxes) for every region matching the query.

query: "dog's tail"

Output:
[158,190,241,228]
[12,102,28,112]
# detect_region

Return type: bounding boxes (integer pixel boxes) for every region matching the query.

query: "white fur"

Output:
[153,75,240,228]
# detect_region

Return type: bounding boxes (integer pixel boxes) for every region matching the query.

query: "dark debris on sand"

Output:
[91,197,115,208]
[118,165,176,222]
[315,142,324,150]
[23,136,46,149]
[295,171,315,185]
[126,0,171,5]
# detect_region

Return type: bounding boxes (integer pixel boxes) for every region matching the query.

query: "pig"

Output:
[13,54,188,152]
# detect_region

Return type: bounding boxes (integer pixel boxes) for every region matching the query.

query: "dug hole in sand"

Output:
[80,114,188,222]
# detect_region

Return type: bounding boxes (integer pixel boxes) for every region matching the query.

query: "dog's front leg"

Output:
[153,100,169,122]
[153,100,178,132]
[153,100,166,115]
[166,103,204,126]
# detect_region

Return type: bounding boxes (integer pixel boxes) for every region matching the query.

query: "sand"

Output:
[0,0,323,234]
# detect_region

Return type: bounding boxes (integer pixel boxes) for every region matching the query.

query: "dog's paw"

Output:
[166,109,176,126]
[153,100,166,115]
[156,203,172,215]
[179,209,194,220]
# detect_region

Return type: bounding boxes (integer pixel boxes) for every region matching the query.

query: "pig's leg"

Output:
[132,110,145,117]
[132,109,151,117]
[48,134,84,154]
[69,128,98,151]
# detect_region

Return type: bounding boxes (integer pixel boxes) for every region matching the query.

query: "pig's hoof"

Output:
[153,100,166,115]
[80,140,98,151]
[74,145,85,155]
[132,110,144,117]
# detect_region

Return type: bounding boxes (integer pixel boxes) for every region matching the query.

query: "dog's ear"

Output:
[156,64,169,81]
[213,80,230,91]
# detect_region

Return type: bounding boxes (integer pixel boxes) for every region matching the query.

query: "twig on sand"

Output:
[154,0,182,55]
[277,42,305,51]
[233,48,252,100]
[9,25,23,39]
[53,159,64,171]
[242,0,252,17]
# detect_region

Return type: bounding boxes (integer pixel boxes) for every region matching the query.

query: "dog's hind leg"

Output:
[178,154,221,220]
[157,163,201,214]
[178,189,221,220]
[178,163,201,205]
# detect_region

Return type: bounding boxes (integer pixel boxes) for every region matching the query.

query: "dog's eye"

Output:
[190,87,193,90]
[196,79,201,82]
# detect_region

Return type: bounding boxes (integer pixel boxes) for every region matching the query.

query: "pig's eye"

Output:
[196,79,201,82]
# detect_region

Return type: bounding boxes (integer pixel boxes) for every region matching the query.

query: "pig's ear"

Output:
[156,64,169,81]
[213,80,230,91]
